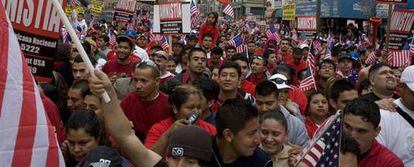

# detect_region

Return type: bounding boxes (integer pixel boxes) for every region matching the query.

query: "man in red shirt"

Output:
[280,38,293,63]
[232,54,255,95]
[102,36,139,83]
[287,48,307,83]
[247,56,269,85]
[343,99,403,167]
[121,62,173,141]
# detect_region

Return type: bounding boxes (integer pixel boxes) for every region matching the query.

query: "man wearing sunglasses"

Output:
[247,56,270,85]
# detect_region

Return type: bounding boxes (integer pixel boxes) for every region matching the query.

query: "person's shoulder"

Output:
[376,142,404,167]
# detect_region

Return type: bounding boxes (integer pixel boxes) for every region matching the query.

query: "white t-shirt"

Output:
[377,98,414,166]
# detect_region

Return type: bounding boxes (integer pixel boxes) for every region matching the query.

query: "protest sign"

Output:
[153,1,191,34]
[113,0,136,23]
[388,9,414,50]
[282,4,295,21]
[3,0,64,82]
[90,0,104,16]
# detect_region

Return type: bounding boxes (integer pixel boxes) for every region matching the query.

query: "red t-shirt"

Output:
[198,23,219,47]
[281,51,293,63]
[241,80,256,96]
[358,140,404,167]
[247,73,267,86]
[288,85,308,115]
[144,117,217,148]
[305,116,323,139]
[41,94,65,144]
[106,52,141,63]
[102,60,137,77]
[121,92,173,141]
[287,60,308,83]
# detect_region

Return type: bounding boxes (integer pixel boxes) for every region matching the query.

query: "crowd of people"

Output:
[37,10,414,167]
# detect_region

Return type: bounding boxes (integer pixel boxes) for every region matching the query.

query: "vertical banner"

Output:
[113,0,136,23]
[90,0,104,16]
[282,4,296,21]
[388,9,414,50]
[153,0,191,34]
[2,0,64,82]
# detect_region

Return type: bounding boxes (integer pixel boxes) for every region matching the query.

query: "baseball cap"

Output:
[338,51,353,62]
[116,35,134,48]
[299,44,309,49]
[78,146,123,167]
[269,74,292,90]
[124,30,137,38]
[167,125,212,162]
[400,65,414,91]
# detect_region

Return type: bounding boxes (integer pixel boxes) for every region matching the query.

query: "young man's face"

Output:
[133,68,159,100]
[343,114,380,154]
[370,66,397,93]
[202,36,213,49]
[153,55,168,72]
[218,68,240,92]
[72,62,89,82]
[251,58,266,75]
[234,60,249,79]
[67,88,85,112]
[116,41,132,61]
[330,90,358,111]
[248,42,256,53]
[230,118,260,157]
[188,51,207,75]
[255,93,279,114]
[338,59,353,74]
[226,49,236,59]
[280,40,290,52]
[318,63,335,79]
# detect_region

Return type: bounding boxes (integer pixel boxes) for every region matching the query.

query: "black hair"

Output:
[192,78,219,102]
[358,79,371,96]
[169,85,203,112]
[319,59,336,70]
[368,62,390,82]
[340,131,361,155]
[262,49,276,60]
[259,111,288,132]
[188,47,207,60]
[305,91,328,116]
[216,98,259,138]
[231,54,249,64]
[219,61,241,79]
[70,80,90,99]
[255,80,279,97]
[273,65,295,82]
[99,35,109,43]
[330,79,356,102]
[73,54,97,66]
[66,109,103,141]
[116,36,134,50]
[202,33,214,41]
[133,61,161,78]
[343,98,381,127]
[207,12,219,25]
[211,47,223,56]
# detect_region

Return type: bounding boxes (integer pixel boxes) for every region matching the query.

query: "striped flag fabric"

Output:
[228,34,245,53]
[0,4,65,166]
[295,112,342,167]
[307,53,317,72]
[266,24,281,44]
[410,44,414,55]
[70,0,81,6]
[61,28,70,44]
[108,30,117,47]
[387,50,413,68]
[365,51,378,65]
[223,4,234,18]
[190,0,200,28]
[161,36,169,51]
[299,64,317,91]
[313,40,322,53]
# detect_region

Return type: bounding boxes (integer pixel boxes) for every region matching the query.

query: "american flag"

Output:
[126,23,134,31]
[108,30,117,47]
[365,51,378,65]
[161,36,169,51]
[190,0,200,28]
[295,111,342,167]
[266,24,281,44]
[223,4,234,18]
[0,5,65,166]
[299,64,317,91]
[313,40,322,53]
[307,53,317,72]
[228,34,245,53]
[387,50,413,68]
[410,44,414,55]
[61,28,70,44]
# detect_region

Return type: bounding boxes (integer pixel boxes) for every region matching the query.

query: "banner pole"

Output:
[51,0,111,103]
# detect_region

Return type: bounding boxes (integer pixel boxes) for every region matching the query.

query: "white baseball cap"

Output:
[299,44,309,49]
[400,65,414,91]
[269,74,292,90]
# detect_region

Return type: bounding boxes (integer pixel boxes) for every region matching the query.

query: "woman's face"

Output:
[176,94,203,120]
[67,128,99,161]
[309,94,329,118]
[278,89,290,104]
[207,14,216,24]
[260,119,287,155]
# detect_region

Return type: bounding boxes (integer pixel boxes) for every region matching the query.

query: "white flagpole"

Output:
[51,0,111,103]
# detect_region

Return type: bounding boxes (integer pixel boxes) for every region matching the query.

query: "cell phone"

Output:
[187,113,199,125]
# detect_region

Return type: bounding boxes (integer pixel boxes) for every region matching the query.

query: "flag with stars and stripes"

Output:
[108,30,117,47]
[266,24,281,44]
[223,4,234,18]
[410,44,414,55]
[228,34,245,53]
[365,51,378,65]
[295,111,342,167]
[387,50,413,68]
[299,63,317,92]
[161,36,169,51]
[190,0,200,28]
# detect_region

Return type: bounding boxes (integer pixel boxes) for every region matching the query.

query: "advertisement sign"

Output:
[153,1,191,34]
[388,9,414,50]
[295,0,317,16]
[3,0,64,82]
[297,16,317,31]
[282,4,295,20]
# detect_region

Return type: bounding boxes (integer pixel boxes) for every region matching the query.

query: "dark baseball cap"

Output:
[78,146,124,167]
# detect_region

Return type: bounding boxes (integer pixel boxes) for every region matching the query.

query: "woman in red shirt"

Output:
[198,12,219,47]
[145,85,216,156]
[305,92,330,139]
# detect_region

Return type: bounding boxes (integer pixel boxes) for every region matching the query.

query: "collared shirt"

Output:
[358,140,403,167]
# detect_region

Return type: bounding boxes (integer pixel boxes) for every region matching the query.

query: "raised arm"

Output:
[89,69,162,167]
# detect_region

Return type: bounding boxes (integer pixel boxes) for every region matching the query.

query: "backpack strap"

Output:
[396,107,414,128]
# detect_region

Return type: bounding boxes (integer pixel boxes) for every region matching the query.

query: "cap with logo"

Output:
[78,146,124,167]
[269,74,292,90]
